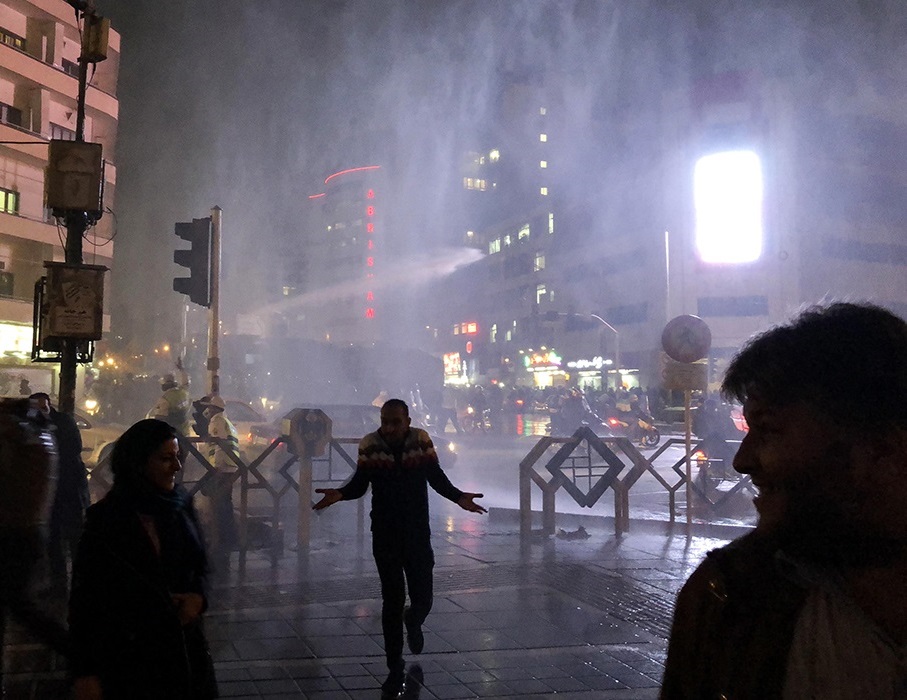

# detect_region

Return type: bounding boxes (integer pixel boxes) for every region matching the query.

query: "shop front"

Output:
[521,348,566,388]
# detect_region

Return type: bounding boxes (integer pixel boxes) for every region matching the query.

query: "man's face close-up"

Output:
[380,405,411,446]
[734,395,855,547]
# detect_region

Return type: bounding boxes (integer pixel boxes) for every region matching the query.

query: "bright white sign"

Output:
[694,150,763,264]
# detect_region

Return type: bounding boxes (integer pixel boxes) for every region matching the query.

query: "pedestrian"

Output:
[661,302,907,699]
[438,384,461,434]
[0,398,70,692]
[313,398,486,696]
[196,395,239,572]
[69,418,217,699]
[150,358,192,436]
[29,392,89,601]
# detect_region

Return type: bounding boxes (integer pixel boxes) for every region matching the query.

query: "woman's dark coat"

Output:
[69,488,217,699]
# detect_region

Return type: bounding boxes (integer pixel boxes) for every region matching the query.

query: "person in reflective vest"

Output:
[198,395,238,572]
[150,363,191,436]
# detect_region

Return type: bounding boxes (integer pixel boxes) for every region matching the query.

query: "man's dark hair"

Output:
[722,301,907,431]
[382,398,409,416]
[110,418,179,492]
[28,392,50,403]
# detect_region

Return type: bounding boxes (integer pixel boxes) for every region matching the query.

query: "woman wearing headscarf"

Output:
[69,419,217,699]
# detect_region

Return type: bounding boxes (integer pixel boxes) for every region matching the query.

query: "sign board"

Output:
[661,315,711,363]
[45,140,103,211]
[662,358,709,391]
[282,408,332,458]
[43,263,107,340]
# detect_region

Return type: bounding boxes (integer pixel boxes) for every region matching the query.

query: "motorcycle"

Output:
[604,410,661,447]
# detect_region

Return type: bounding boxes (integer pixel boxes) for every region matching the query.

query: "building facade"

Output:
[431,14,907,394]
[0,0,119,398]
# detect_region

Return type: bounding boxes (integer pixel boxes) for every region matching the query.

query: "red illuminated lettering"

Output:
[366,189,375,199]
[366,206,375,216]
[366,223,374,233]
[367,257,374,267]
[466,341,473,354]
[368,240,374,250]
[366,291,374,301]
[365,308,375,318]
[467,322,478,334]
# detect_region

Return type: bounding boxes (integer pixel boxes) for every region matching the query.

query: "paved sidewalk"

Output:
[2,500,745,699]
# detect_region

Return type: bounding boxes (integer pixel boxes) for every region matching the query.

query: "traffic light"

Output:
[173,218,211,307]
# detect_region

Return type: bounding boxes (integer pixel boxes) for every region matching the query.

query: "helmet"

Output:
[200,395,226,411]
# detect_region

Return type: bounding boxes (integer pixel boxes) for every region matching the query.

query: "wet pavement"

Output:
[3,494,749,699]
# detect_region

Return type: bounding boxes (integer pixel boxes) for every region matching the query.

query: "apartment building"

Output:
[0,0,118,396]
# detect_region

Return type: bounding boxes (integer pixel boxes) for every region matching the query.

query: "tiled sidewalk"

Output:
[2,501,740,699]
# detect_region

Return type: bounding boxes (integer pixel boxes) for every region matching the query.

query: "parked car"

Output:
[75,410,128,470]
[249,404,458,466]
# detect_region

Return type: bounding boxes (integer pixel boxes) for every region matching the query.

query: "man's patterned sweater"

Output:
[338,427,463,537]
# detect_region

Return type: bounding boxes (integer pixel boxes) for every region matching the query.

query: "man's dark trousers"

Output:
[373,530,434,669]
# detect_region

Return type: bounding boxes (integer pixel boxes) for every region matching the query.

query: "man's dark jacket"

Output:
[661,532,811,699]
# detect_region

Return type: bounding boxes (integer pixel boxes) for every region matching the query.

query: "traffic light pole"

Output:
[207,206,222,396]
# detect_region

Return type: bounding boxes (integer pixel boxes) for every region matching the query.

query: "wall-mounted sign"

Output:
[443,352,462,378]
[524,350,563,372]
[566,356,613,370]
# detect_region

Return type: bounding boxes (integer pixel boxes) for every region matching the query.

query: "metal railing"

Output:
[519,426,753,538]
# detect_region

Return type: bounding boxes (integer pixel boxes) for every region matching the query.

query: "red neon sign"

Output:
[367,257,374,267]
[366,206,375,217]
[323,165,381,185]
[367,223,374,233]
[366,291,374,301]
[365,308,375,318]
[367,189,375,199]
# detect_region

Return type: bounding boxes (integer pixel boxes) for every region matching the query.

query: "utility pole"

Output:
[56,0,107,415]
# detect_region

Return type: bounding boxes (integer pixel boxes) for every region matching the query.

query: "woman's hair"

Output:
[110,418,179,490]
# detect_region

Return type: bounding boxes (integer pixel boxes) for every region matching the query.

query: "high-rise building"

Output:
[431,4,907,392]
[0,0,119,396]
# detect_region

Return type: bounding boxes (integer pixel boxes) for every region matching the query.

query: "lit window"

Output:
[504,235,512,247]
[518,224,530,240]
[540,187,548,196]
[466,230,474,238]
[505,329,513,342]
[694,150,763,263]
[489,149,500,162]
[540,160,547,169]
[534,252,546,271]
[548,212,554,234]
[539,134,548,143]
[489,238,501,254]
[539,107,547,115]
[536,284,547,304]
[0,188,19,215]
[453,325,460,335]
[490,323,497,343]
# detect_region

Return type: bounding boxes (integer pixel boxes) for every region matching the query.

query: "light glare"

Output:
[694,150,763,263]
